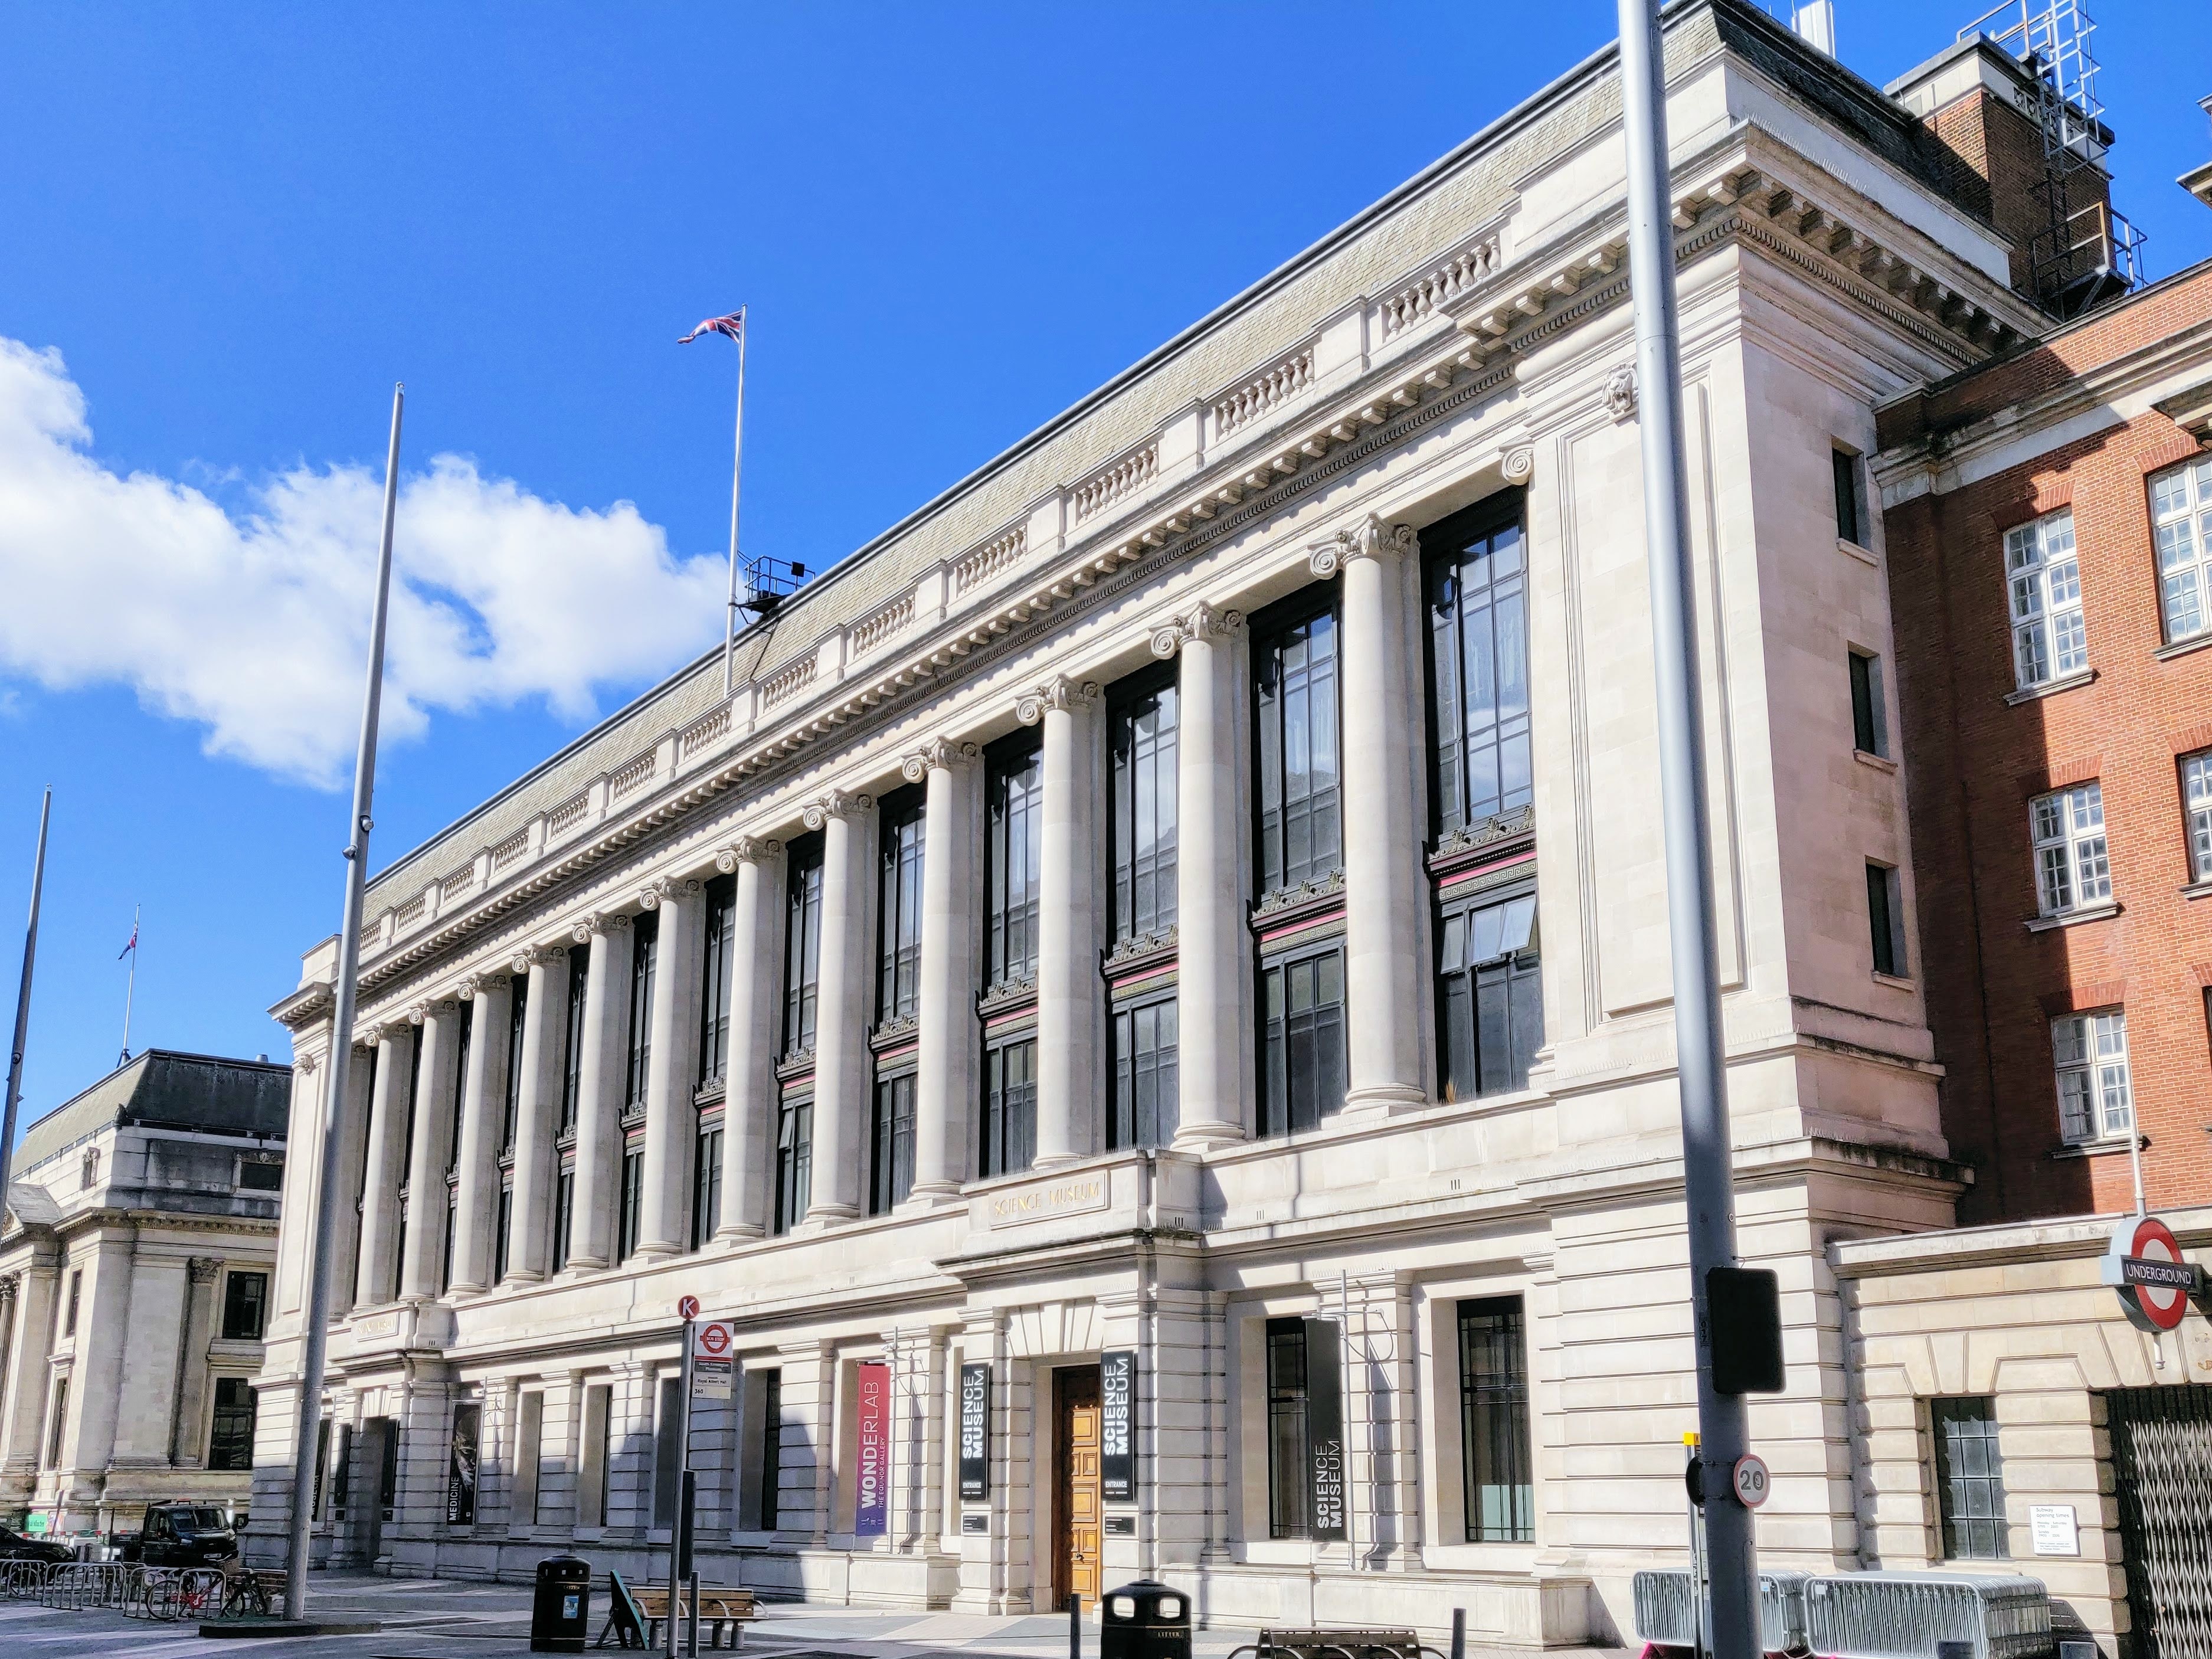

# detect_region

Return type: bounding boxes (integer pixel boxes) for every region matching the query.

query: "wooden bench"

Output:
[600,1576,758,1650]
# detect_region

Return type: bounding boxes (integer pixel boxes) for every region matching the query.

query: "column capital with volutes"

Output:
[637,876,702,910]
[511,943,569,975]
[714,834,783,872]
[901,738,979,783]
[1307,512,1416,579]
[1016,675,1101,725]
[1149,601,1244,660]
[571,910,631,945]
[801,788,873,830]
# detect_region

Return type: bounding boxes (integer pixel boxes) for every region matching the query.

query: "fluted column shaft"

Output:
[1161,608,1249,1147]
[354,1026,413,1307]
[639,878,705,1257]
[1028,679,1103,1167]
[450,979,511,1295]
[568,915,633,1271]
[508,949,567,1282]
[718,842,782,1240]
[806,794,873,1223]
[907,744,978,1200]
[1327,516,1429,1111]
[400,1002,462,1300]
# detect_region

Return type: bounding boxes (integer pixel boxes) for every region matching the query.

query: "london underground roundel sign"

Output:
[2103,1216,2200,1334]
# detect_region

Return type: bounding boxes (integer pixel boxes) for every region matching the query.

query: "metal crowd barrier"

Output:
[1804,1573,2053,1659]
[1633,1568,1813,1655]
[37,1560,139,1610]
[0,1557,58,1598]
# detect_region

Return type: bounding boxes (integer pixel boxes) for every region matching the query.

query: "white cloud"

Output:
[0,337,728,786]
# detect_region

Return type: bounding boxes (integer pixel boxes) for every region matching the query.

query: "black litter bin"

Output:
[1101,1579,1192,1659]
[531,1554,593,1654]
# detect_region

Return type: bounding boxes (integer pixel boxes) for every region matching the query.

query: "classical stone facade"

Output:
[0,1050,290,1534]
[248,2,2158,1645]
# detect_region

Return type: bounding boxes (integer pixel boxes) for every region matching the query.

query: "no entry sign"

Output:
[2103,1216,2201,1333]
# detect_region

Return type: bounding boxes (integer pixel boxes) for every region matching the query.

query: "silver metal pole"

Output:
[119,903,139,1066]
[1614,5,1759,1659]
[0,788,53,1205]
[669,1316,693,1657]
[284,383,405,1621]
[722,307,748,698]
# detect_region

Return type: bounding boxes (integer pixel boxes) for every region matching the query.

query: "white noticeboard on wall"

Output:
[2029,1504,2079,1557]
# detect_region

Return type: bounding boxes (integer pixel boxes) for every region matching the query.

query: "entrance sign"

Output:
[676,1294,701,1320]
[1100,1350,1136,1503]
[1731,1452,1771,1510]
[2103,1215,2200,1333]
[958,1362,992,1501]
[855,1361,890,1536]
[691,1320,734,1401]
[2030,1504,2080,1556]
[1301,1318,1346,1542]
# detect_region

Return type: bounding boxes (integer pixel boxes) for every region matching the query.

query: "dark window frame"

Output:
[1265,1317,1311,1539]
[551,1163,575,1273]
[624,911,659,1112]
[1422,494,1532,840]
[1834,446,1867,547]
[773,1092,813,1235]
[1110,667,1180,945]
[1251,590,1344,898]
[692,1122,723,1249]
[1457,1296,1534,1542]
[559,945,589,1134]
[1110,989,1179,1150]
[617,1144,644,1261]
[1930,1395,2010,1560]
[1258,940,1348,1138]
[446,1001,473,1177]
[1849,649,1889,758]
[758,1369,783,1531]
[869,1069,917,1215]
[494,1179,513,1282]
[221,1270,269,1343]
[1434,882,1543,1104]
[1867,861,1906,978]
[877,788,927,1024]
[985,737,1045,987]
[502,974,528,1153]
[980,1033,1038,1179]
[208,1377,257,1472]
[699,874,737,1087]
[784,837,825,1057]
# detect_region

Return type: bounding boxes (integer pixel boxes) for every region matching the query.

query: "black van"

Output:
[114,1504,240,1568]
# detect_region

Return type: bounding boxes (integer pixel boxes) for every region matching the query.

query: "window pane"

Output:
[1930,1396,2009,1560]
[1265,1318,1310,1539]
[1428,512,1533,835]
[1458,1298,1533,1542]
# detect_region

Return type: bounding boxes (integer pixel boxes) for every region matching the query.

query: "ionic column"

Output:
[904,740,979,1202]
[327,1045,375,1318]
[1153,604,1249,1148]
[400,999,463,1301]
[803,790,874,1224]
[1313,515,1428,1111]
[716,837,783,1241]
[506,945,569,1282]
[566,912,634,1271]
[1020,675,1104,1167]
[168,1257,223,1467]
[638,875,705,1258]
[450,976,512,1296]
[0,1259,57,1475]
[355,1023,414,1307]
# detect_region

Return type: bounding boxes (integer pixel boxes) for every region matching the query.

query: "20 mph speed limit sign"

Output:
[1732,1453,1772,1509]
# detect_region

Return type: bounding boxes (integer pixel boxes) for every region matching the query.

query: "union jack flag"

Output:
[678,309,745,345]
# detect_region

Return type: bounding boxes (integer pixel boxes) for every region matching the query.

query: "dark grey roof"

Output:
[12,1050,290,1173]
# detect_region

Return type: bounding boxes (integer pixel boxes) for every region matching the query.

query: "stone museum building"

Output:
[0,1049,290,1534]
[247,2,2212,1653]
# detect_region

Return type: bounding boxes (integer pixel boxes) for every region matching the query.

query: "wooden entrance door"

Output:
[1054,1367,1103,1613]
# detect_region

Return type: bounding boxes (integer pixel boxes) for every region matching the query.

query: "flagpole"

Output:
[285,383,404,1624]
[119,904,139,1066]
[1,788,53,1215]
[722,306,748,698]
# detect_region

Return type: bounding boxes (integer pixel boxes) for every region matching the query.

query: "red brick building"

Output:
[1876,258,2212,1226]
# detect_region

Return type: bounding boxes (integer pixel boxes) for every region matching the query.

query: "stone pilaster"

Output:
[1019,675,1104,1167]
[904,741,980,1202]
[324,1045,374,1318]
[638,876,706,1258]
[1312,515,1429,1112]
[803,791,874,1225]
[567,912,633,1271]
[1153,604,1250,1148]
[168,1256,224,1467]
[715,837,784,1240]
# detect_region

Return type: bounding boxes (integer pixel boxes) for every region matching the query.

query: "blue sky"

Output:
[2,1,2207,1137]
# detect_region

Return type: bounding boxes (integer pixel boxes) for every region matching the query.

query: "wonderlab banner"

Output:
[854,1360,889,1536]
